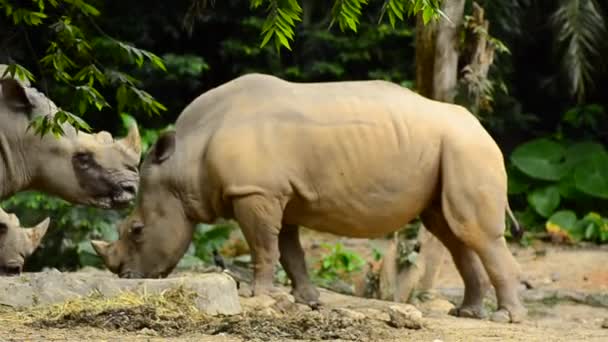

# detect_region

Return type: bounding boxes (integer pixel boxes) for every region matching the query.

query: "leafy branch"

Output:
[250,0,445,52]
[550,0,608,103]
[0,0,167,137]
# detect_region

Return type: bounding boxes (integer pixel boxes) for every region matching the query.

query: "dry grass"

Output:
[0,286,206,336]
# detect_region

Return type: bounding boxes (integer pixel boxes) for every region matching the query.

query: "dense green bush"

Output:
[507,104,608,243]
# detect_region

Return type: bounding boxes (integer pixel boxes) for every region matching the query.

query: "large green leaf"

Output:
[558,172,586,199]
[564,141,606,168]
[511,138,567,181]
[574,151,608,199]
[527,185,561,217]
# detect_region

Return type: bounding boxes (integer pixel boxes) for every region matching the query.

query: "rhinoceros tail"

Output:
[506,203,524,241]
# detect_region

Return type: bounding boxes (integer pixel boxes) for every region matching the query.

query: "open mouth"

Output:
[0,265,22,276]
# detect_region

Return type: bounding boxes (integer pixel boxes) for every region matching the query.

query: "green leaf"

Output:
[574,151,608,198]
[511,138,567,181]
[546,209,582,242]
[422,6,433,24]
[550,0,608,102]
[558,172,580,199]
[547,210,577,230]
[584,223,597,240]
[527,185,561,218]
[563,141,606,168]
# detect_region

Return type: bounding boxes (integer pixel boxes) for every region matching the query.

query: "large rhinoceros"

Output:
[91,74,527,323]
[0,207,49,275]
[0,69,142,208]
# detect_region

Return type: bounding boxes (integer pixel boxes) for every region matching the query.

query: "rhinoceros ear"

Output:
[0,78,33,113]
[153,131,176,164]
[25,217,50,250]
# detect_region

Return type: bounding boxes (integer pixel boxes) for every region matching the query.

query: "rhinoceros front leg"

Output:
[233,195,282,297]
[279,224,320,307]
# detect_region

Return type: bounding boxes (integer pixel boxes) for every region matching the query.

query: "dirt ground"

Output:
[1,230,607,342]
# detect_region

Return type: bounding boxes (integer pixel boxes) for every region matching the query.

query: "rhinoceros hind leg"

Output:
[233,195,283,297]
[421,205,491,320]
[279,224,320,308]
[441,184,527,323]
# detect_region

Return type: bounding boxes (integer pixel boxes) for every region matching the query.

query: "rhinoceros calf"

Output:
[1,69,141,209]
[0,207,49,275]
[92,73,527,323]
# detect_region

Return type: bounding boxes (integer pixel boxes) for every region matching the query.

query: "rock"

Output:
[550,272,560,282]
[296,303,313,312]
[77,266,105,274]
[387,304,423,329]
[237,283,253,297]
[271,293,298,314]
[259,307,281,317]
[240,294,277,311]
[359,308,391,322]
[40,267,61,275]
[419,298,455,315]
[334,308,366,321]
[0,271,241,315]
[138,328,159,336]
[556,290,586,303]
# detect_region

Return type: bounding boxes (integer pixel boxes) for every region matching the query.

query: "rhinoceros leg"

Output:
[279,224,320,307]
[233,195,282,297]
[441,185,527,323]
[421,205,490,319]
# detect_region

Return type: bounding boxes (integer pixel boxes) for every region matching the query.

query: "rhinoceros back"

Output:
[178,74,492,237]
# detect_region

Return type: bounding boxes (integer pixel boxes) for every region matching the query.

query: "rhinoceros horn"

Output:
[118,123,142,157]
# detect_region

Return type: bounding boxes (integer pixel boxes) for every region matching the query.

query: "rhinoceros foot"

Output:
[448,305,487,319]
[291,285,321,310]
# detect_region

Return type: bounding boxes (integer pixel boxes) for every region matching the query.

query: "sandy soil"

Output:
[1,231,607,342]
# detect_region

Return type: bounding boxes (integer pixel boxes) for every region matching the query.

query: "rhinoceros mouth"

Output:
[118,271,167,279]
[118,270,145,279]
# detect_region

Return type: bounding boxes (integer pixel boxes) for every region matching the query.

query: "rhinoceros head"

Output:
[0,210,50,276]
[92,131,194,278]
[0,76,142,208]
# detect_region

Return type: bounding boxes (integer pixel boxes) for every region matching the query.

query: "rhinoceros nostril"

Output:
[1,265,22,276]
[120,184,137,195]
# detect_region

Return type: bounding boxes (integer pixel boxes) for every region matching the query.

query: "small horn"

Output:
[91,240,110,258]
[26,217,50,249]
[120,123,142,157]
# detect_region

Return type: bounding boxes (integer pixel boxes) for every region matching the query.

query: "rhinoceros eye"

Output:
[73,151,94,168]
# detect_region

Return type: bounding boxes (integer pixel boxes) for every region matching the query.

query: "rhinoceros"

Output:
[0,69,142,208]
[92,73,527,323]
[0,207,49,275]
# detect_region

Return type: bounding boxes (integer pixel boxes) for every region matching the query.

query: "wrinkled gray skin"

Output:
[0,69,142,208]
[93,74,527,324]
[0,207,49,275]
